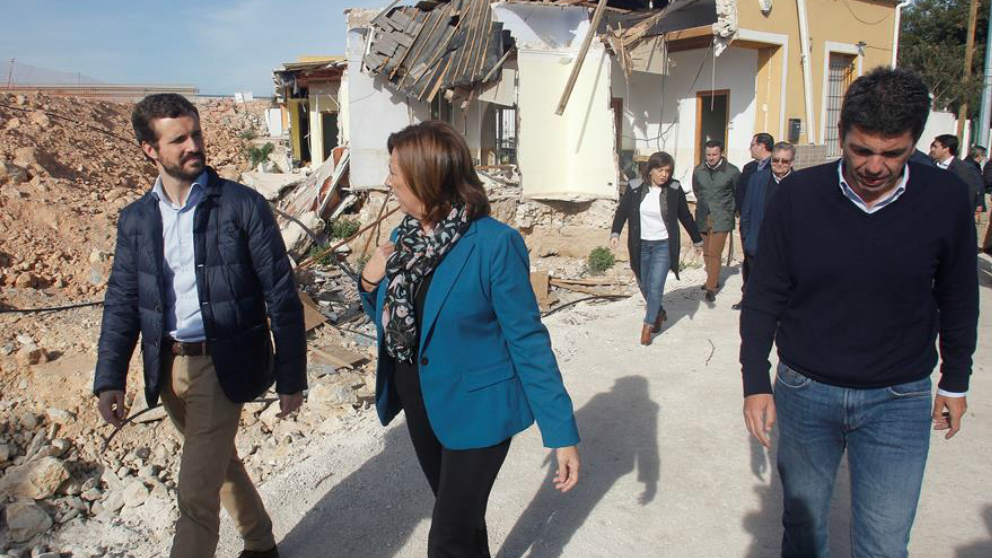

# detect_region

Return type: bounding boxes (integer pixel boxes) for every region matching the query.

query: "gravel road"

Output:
[217,260,992,558]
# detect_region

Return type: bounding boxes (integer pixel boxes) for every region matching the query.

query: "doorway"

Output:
[695,90,729,165]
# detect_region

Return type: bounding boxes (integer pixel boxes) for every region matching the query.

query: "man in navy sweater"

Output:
[740,68,978,557]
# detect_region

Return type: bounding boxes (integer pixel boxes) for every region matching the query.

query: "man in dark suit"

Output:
[930,134,983,212]
[733,132,774,310]
[94,94,305,558]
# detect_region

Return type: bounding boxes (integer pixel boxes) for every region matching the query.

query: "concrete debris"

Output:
[4,500,53,543]
[0,456,70,499]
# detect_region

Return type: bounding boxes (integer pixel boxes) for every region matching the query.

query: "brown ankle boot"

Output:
[651,310,667,333]
[640,324,653,345]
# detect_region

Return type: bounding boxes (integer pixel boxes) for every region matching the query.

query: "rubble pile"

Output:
[0,256,381,555]
[0,92,268,305]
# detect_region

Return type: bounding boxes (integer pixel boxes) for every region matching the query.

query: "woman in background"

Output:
[610,151,703,345]
[359,121,581,558]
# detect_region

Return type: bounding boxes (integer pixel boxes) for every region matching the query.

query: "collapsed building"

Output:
[270,0,902,260]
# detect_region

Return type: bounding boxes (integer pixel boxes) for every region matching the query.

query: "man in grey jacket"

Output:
[692,140,740,302]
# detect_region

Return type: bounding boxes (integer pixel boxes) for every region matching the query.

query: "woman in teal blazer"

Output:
[359,121,580,557]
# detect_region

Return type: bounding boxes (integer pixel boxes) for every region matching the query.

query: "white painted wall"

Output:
[495,2,617,200]
[265,108,283,137]
[917,110,971,153]
[613,46,757,188]
[345,19,430,189]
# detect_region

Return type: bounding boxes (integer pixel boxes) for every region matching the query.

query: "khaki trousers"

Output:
[702,218,729,292]
[160,354,275,558]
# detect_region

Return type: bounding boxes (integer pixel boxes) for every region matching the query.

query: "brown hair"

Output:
[387,120,490,224]
[642,151,675,184]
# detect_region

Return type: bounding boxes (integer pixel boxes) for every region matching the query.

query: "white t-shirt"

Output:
[639,185,669,241]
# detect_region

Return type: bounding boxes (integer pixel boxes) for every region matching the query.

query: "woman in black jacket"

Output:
[610,151,703,345]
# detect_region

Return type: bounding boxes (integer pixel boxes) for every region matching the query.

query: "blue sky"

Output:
[1,0,390,95]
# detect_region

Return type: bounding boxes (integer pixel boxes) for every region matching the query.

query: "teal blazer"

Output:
[360,216,580,450]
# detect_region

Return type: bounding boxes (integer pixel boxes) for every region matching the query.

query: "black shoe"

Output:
[239,546,279,558]
[732,302,742,310]
[705,290,716,302]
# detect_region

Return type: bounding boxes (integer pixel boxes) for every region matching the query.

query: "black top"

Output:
[740,161,978,395]
[395,270,435,372]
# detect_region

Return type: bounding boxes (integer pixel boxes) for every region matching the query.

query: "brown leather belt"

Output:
[168,339,209,356]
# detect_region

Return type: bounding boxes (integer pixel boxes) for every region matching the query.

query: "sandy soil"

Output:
[211,258,992,558]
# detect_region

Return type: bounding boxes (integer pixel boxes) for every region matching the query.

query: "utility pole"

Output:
[6,58,14,90]
[979,0,992,148]
[958,0,981,143]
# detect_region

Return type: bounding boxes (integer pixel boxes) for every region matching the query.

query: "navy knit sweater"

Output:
[740,161,978,396]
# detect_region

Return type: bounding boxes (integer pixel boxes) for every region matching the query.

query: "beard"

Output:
[161,153,206,182]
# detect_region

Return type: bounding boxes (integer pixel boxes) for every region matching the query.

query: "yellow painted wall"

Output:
[736,0,897,144]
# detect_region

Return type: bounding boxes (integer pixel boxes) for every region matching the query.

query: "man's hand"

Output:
[743,394,776,448]
[277,391,304,418]
[609,236,619,251]
[97,390,127,428]
[932,394,967,439]
[553,446,580,493]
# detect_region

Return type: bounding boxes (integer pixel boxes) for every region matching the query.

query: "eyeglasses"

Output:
[771,158,793,164]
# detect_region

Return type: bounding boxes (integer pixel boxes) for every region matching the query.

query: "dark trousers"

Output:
[394,364,511,558]
[742,252,756,293]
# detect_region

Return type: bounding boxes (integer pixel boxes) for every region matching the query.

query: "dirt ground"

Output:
[201,258,992,558]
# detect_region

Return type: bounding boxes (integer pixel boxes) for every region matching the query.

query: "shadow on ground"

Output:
[496,375,659,558]
[978,256,992,290]
[955,505,992,558]
[278,376,660,558]
[277,426,432,557]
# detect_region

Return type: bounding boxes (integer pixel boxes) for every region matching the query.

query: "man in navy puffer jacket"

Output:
[93,94,304,558]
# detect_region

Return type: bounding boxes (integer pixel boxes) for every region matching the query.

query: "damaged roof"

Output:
[363,0,515,102]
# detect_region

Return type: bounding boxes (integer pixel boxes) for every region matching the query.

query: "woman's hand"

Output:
[553,446,580,492]
[362,241,395,288]
[609,236,619,250]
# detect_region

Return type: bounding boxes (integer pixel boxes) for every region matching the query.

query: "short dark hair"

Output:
[387,120,489,224]
[131,93,199,146]
[839,67,930,142]
[753,133,774,152]
[704,139,724,152]
[969,145,987,159]
[642,151,676,184]
[934,134,959,157]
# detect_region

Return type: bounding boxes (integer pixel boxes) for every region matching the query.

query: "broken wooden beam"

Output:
[555,0,608,116]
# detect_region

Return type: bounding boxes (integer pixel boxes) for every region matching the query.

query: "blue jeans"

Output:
[774,362,932,558]
[638,239,670,325]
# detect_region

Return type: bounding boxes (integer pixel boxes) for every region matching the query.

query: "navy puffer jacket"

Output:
[94,167,306,406]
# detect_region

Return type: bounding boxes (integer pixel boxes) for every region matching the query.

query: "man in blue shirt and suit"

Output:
[94,94,305,558]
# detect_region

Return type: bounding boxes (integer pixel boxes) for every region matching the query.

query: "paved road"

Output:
[220,259,992,557]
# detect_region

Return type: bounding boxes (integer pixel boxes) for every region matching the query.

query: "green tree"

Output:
[900,0,989,119]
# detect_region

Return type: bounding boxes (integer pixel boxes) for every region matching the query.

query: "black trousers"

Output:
[742,253,756,293]
[394,363,511,558]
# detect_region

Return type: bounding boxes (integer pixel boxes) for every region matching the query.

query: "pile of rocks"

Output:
[0,319,378,555]
[0,92,269,305]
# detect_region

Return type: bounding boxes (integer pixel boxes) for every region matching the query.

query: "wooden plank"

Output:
[550,277,620,286]
[395,10,444,83]
[298,291,327,332]
[549,281,626,297]
[530,271,550,305]
[556,0,608,116]
[371,0,403,27]
[311,345,369,369]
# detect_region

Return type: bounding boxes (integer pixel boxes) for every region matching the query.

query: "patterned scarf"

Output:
[383,204,471,363]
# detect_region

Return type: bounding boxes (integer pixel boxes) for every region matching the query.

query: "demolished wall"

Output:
[345,9,430,190]
[494,2,619,202]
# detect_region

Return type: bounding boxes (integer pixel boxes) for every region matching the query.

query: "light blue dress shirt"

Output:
[152,172,207,342]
